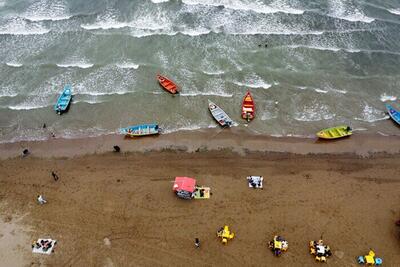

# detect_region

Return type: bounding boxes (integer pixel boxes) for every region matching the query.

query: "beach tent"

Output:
[173,177,196,199]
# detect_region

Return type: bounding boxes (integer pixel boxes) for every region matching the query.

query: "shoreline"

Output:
[1,128,400,159]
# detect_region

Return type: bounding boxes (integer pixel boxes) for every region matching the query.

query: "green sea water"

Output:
[0,0,400,142]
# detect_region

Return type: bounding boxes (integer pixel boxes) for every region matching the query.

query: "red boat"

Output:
[156,74,179,94]
[241,91,255,121]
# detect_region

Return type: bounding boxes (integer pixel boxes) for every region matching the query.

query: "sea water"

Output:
[0,0,399,143]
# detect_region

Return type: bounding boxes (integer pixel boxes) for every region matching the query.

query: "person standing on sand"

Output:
[195,238,200,248]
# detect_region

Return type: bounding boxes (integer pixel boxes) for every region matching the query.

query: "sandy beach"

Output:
[0,131,400,266]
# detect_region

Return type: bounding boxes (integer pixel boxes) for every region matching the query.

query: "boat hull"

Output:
[157,75,179,94]
[54,85,72,115]
[386,104,400,125]
[317,125,352,139]
[208,100,233,127]
[120,124,160,137]
[241,91,255,122]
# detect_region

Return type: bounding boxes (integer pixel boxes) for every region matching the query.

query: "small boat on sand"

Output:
[119,123,160,137]
[156,74,179,94]
[317,125,352,139]
[54,85,72,115]
[208,100,233,127]
[386,103,400,125]
[241,91,255,122]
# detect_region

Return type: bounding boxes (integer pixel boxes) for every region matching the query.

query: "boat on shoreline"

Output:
[317,125,352,139]
[241,91,255,122]
[54,85,72,115]
[208,100,233,127]
[156,74,179,94]
[119,123,160,137]
[386,103,400,125]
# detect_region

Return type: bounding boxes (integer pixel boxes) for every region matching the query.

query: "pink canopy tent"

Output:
[173,177,196,193]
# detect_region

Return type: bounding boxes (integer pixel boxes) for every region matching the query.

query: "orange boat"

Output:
[156,74,179,94]
[241,91,255,122]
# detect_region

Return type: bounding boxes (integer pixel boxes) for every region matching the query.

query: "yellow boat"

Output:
[316,125,352,139]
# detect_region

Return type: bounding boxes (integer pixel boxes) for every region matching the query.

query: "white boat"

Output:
[208,100,233,127]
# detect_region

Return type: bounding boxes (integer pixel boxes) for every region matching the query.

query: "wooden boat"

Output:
[241,91,255,122]
[54,85,72,115]
[386,103,400,125]
[119,123,160,137]
[316,125,352,139]
[156,74,179,94]
[208,100,233,127]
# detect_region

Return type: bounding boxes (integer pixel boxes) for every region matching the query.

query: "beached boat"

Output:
[119,123,160,137]
[208,100,233,127]
[316,125,352,139]
[156,74,179,94]
[54,85,72,114]
[386,103,400,125]
[241,91,255,122]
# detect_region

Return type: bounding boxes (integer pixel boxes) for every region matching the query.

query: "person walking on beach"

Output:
[194,238,200,249]
[37,195,47,205]
[51,171,59,181]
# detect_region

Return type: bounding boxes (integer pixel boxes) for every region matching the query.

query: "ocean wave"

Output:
[6,62,23,67]
[328,0,375,23]
[202,70,225,75]
[23,15,73,22]
[22,0,72,22]
[181,0,304,15]
[232,80,272,89]
[150,0,169,3]
[57,63,94,69]
[78,90,133,96]
[314,88,328,94]
[354,104,388,123]
[7,103,49,111]
[294,103,335,122]
[180,91,233,97]
[115,63,139,69]
[162,123,217,134]
[380,93,397,102]
[388,9,400,15]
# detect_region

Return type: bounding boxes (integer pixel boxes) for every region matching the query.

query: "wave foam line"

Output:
[380,94,397,102]
[181,0,304,15]
[180,92,233,97]
[388,9,400,15]
[232,80,272,89]
[115,63,139,69]
[23,14,73,22]
[57,63,94,69]
[6,62,23,67]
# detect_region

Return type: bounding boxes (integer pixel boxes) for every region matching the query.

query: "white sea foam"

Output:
[354,104,389,123]
[380,93,397,102]
[22,0,72,22]
[314,88,328,94]
[6,62,23,67]
[181,0,304,15]
[202,70,225,76]
[7,103,49,110]
[388,9,400,15]
[294,103,335,122]
[116,63,139,69]
[180,91,233,97]
[233,81,272,89]
[162,123,218,134]
[150,0,169,3]
[0,18,50,35]
[57,63,94,69]
[328,0,375,23]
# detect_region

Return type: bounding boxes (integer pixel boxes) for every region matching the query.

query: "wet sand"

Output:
[0,132,400,266]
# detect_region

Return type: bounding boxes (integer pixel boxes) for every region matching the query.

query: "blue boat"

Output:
[386,103,400,125]
[54,85,72,114]
[119,123,160,137]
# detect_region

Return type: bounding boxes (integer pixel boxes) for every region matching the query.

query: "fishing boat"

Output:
[208,100,233,127]
[119,123,160,137]
[156,74,179,94]
[386,103,400,125]
[241,91,255,122]
[316,125,352,139]
[54,85,72,115]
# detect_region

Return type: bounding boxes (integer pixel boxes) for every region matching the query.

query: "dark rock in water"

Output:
[113,146,121,153]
